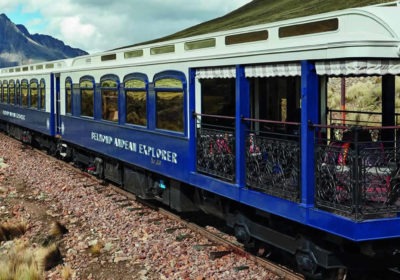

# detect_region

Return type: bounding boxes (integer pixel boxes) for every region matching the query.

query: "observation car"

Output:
[1,2,400,278]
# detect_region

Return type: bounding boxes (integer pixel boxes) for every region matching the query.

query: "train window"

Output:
[279,18,338,38]
[65,78,72,114]
[154,73,185,132]
[30,80,38,109]
[150,45,175,55]
[21,80,28,107]
[80,77,94,117]
[9,80,15,105]
[101,54,116,61]
[124,73,148,126]
[124,50,143,59]
[100,75,119,122]
[2,81,8,104]
[40,79,45,110]
[15,80,20,106]
[185,38,216,50]
[225,30,268,45]
[200,78,236,127]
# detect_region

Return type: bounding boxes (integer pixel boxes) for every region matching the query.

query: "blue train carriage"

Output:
[1,2,400,278]
[0,60,70,150]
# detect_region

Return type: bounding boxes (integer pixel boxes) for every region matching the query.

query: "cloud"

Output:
[2,0,252,53]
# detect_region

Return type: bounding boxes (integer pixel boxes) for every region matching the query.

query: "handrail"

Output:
[193,112,236,120]
[241,117,300,126]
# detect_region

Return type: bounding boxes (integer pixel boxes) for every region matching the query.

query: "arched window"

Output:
[124,73,148,126]
[79,76,94,117]
[154,71,186,132]
[21,80,29,107]
[40,79,46,110]
[65,78,72,114]
[15,80,20,106]
[2,81,8,104]
[100,75,119,122]
[9,80,15,105]
[30,79,38,109]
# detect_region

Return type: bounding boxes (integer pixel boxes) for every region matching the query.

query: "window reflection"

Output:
[30,80,38,109]
[2,81,8,104]
[66,80,72,114]
[9,80,15,105]
[40,80,45,110]
[125,78,147,126]
[80,79,94,117]
[155,77,184,132]
[101,79,118,122]
[21,80,28,107]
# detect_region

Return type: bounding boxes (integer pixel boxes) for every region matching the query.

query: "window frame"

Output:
[15,80,21,106]
[79,76,95,118]
[39,79,46,110]
[123,73,148,127]
[8,80,15,105]
[100,74,120,123]
[30,79,39,109]
[65,77,73,115]
[153,70,187,134]
[2,80,8,104]
[21,79,29,107]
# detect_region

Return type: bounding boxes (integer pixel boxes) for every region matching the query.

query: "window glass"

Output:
[40,80,46,110]
[30,80,38,109]
[66,79,72,114]
[2,81,8,103]
[21,80,28,107]
[80,78,94,117]
[9,80,15,105]
[0,82,2,103]
[125,78,147,126]
[101,78,118,122]
[16,81,20,106]
[155,77,184,132]
[279,18,338,38]
[200,78,236,127]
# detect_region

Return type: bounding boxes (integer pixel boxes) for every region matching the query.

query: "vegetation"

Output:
[0,220,66,280]
[327,77,400,125]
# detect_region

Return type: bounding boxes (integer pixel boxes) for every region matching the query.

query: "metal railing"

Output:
[312,123,400,220]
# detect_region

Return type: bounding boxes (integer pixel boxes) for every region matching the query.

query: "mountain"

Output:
[0,14,87,68]
[126,0,395,47]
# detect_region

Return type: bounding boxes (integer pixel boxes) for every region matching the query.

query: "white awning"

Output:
[245,63,301,77]
[316,60,400,76]
[196,67,236,79]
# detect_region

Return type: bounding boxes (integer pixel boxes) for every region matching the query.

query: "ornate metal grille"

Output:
[196,127,235,182]
[246,131,300,202]
[315,125,400,220]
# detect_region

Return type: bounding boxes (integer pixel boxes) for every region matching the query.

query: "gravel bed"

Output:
[0,133,280,279]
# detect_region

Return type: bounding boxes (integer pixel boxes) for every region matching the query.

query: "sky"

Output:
[0,0,252,54]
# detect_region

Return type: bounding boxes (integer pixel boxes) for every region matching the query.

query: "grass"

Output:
[0,220,66,280]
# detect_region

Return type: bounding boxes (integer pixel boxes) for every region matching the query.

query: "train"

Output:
[1,2,400,278]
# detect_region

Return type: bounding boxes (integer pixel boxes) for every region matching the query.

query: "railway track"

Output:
[110,185,305,280]
[7,134,305,280]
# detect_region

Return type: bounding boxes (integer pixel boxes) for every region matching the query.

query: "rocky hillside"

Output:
[0,14,87,68]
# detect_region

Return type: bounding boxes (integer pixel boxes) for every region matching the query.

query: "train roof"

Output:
[1,1,400,76]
